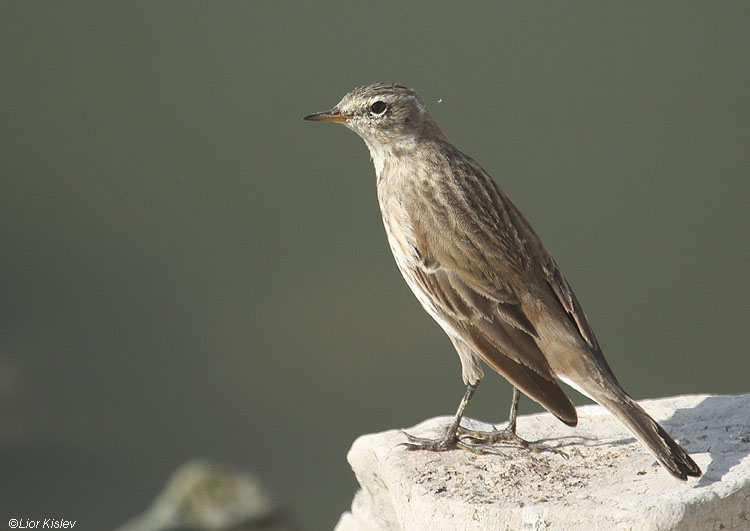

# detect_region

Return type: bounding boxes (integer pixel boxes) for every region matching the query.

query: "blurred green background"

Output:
[1,1,748,529]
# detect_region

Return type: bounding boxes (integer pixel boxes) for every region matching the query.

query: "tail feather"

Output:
[600,393,701,480]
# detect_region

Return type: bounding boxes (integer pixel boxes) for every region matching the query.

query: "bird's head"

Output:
[304,83,442,152]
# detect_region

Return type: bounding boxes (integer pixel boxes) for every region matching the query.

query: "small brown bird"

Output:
[304,83,701,480]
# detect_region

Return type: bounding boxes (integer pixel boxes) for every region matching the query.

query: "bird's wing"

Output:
[405,166,579,424]
[540,255,600,351]
[399,155,611,424]
[413,155,600,353]
[410,264,578,425]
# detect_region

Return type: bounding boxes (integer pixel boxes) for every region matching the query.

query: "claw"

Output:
[399,428,457,452]
[456,426,569,459]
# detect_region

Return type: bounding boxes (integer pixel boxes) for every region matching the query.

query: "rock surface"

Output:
[336,394,750,531]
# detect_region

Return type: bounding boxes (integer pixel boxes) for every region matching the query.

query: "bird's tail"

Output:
[597,391,701,480]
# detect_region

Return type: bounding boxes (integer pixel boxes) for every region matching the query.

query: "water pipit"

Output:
[304,83,701,480]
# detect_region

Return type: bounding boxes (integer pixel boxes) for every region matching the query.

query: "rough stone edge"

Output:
[335,394,750,531]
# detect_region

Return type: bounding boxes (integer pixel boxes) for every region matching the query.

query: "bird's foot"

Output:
[399,428,458,452]
[456,425,569,459]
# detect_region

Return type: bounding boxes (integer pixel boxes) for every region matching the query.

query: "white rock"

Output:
[116,460,277,531]
[335,394,750,531]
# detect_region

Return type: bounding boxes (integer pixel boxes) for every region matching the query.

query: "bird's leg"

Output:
[456,387,568,458]
[401,382,478,451]
[507,385,520,433]
[455,386,520,440]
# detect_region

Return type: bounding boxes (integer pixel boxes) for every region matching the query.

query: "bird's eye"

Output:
[370,101,387,115]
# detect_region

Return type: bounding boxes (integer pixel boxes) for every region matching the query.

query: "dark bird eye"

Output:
[370,101,387,115]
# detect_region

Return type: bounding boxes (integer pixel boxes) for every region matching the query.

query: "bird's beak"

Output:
[303,109,352,123]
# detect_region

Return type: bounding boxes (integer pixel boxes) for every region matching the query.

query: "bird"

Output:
[303,83,701,480]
